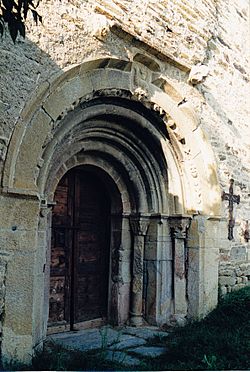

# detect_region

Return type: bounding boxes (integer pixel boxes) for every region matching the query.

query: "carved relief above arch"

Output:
[2,56,221,216]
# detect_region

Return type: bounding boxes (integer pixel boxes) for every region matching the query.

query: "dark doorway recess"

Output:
[48,167,111,330]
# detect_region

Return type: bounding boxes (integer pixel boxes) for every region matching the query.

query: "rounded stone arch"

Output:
[0,56,224,364]
[41,98,170,216]
[2,55,221,216]
[47,155,130,215]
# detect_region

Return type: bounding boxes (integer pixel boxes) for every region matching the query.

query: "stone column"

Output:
[169,216,191,323]
[129,215,149,326]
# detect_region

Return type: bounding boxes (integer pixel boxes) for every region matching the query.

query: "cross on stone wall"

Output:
[222,179,240,240]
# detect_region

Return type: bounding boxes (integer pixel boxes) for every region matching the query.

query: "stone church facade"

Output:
[0,0,249,364]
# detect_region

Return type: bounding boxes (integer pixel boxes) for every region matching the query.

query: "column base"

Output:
[129,312,144,326]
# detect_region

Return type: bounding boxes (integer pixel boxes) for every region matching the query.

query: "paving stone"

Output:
[131,346,167,358]
[47,326,168,354]
[108,334,146,350]
[105,350,142,366]
[123,326,169,340]
[49,327,120,351]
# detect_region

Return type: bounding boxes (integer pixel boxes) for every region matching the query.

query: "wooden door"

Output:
[48,168,111,329]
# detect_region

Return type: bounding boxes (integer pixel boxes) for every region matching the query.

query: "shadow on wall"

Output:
[0,31,63,364]
[0,32,63,178]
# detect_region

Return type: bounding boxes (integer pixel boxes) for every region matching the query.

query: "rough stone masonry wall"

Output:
[201,0,250,293]
[0,0,249,294]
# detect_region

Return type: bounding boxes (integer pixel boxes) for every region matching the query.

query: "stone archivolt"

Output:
[2,56,221,217]
[0,55,223,365]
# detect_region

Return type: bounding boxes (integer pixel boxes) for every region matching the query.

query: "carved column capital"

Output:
[129,214,150,236]
[168,215,192,239]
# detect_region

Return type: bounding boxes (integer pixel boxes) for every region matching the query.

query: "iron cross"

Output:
[222,179,240,240]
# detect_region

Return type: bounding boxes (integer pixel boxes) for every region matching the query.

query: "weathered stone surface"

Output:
[109,335,146,350]
[0,0,249,366]
[131,346,167,358]
[47,326,168,366]
[123,326,168,340]
[105,350,141,366]
[230,246,247,261]
[219,276,236,286]
[49,327,119,351]
[219,286,227,296]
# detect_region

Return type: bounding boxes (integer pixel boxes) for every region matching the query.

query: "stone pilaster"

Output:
[168,216,191,323]
[129,215,149,326]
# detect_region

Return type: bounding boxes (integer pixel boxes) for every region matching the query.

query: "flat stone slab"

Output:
[123,326,169,340]
[47,326,168,354]
[48,327,120,351]
[131,346,167,358]
[105,350,142,367]
[109,334,146,350]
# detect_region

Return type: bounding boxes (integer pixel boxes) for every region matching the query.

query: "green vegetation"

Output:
[2,286,250,370]
[148,286,250,370]
[0,0,41,42]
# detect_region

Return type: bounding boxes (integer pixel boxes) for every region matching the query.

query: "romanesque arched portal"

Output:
[0,56,222,364]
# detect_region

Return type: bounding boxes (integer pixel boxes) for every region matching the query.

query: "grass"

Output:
[148,286,250,371]
[2,286,250,370]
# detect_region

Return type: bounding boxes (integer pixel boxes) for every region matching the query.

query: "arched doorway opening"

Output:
[48,166,120,332]
[43,95,172,334]
[0,57,222,363]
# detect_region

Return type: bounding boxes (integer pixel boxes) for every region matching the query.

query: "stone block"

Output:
[105,351,140,367]
[43,75,93,121]
[235,267,242,276]
[242,276,248,284]
[14,109,52,190]
[241,266,250,276]
[230,246,246,261]
[219,268,234,276]
[132,346,167,358]
[144,241,157,260]
[109,335,146,350]
[117,283,130,324]
[0,196,40,231]
[0,229,38,253]
[219,286,227,296]
[120,261,131,282]
[106,69,131,91]
[19,81,50,124]
[239,264,247,271]
[160,242,173,260]
[3,251,36,334]
[232,284,245,291]
[1,329,33,366]
[219,276,236,286]
[174,278,187,315]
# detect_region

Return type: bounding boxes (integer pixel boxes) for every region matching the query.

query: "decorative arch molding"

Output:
[42,100,169,215]
[2,56,221,216]
[0,56,223,363]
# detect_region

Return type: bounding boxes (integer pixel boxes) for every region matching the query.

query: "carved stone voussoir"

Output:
[129,215,150,236]
[168,215,192,239]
